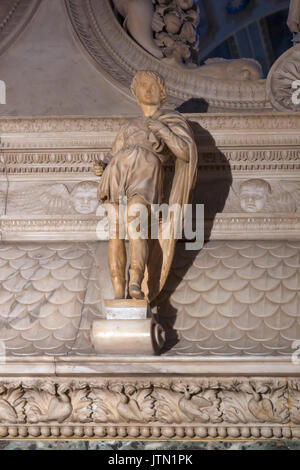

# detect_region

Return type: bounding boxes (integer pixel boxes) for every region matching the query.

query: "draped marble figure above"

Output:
[111,0,262,80]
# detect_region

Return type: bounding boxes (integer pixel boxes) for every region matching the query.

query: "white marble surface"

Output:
[0,0,139,116]
[0,355,298,376]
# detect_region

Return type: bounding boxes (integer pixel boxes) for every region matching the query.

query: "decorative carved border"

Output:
[64,0,267,110]
[0,377,299,440]
[3,149,300,175]
[1,115,300,176]
[1,114,300,239]
[1,214,300,241]
[1,114,300,133]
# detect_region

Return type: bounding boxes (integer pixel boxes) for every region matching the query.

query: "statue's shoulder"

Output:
[159,108,187,121]
[123,116,144,128]
[159,108,182,116]
[159,109,191,129]
[118,118,136,134]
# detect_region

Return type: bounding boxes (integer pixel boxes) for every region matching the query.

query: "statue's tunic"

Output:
[98,117,166,205]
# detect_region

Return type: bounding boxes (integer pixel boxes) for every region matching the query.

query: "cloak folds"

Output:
[142,109,198,301]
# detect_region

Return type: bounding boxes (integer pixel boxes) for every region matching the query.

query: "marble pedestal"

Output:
[91,300,165,355]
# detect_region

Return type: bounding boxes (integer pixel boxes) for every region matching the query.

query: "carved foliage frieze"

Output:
[0,378,299,439]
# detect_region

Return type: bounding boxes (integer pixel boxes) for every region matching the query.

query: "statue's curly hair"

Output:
[130,70,167,105]
[239,179,272,194]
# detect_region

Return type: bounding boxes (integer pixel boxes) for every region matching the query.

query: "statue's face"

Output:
[73,186,98,214]
[240,185,268,212]
[135,75,161,106]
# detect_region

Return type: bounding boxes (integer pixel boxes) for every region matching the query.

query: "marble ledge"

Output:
[0,356,299,377]
[1,213,300,241]
[0,112,300,132]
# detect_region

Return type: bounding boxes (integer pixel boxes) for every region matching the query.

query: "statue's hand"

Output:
[147,118,167,136]
[93,160,106,177]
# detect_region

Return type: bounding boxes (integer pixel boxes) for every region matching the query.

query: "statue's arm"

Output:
[148,119,190,162]
[111,127,126,156]
[93,127,126,176]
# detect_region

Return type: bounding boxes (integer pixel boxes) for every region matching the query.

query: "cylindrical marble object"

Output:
[90,318,165,355]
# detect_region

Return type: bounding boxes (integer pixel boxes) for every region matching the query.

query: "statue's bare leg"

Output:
[127,195,149,300]
[107,203,126,299]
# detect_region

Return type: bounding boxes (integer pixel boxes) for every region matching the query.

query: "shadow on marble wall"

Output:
[176,98,209,114]
[156,123,232,352]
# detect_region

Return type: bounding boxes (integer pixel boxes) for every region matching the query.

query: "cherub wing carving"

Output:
[266,181,300,213]
[39,184,73,214]
[8,184,73,216]
[222,181,242,212]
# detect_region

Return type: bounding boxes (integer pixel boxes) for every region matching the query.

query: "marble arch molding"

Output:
[0,0,42,57]
[64,0,267,111]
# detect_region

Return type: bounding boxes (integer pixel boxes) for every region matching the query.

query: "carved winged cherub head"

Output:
[239,179,272,213]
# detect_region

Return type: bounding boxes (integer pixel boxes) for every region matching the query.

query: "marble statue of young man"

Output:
[94,70,197,301]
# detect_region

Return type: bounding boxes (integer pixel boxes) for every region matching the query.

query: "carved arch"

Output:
[0,0,42,57]
[64,0,267,110]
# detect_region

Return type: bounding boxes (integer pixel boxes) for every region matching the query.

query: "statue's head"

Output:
[130,70,167,108]
[239,179,272,213]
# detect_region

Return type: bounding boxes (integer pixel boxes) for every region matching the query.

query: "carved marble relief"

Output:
[267,1,300,111]
[112,0,262,79]
[221,180,300,213]
[0,378,298,439]
[112,0,200,65]
[0,111,299,439]
[267,43,300,112]
[65,0,267,110]
[158,240,300,356]
[3,177,300,219]
[4,182,99,216]
[0,182,7,216]
[0,242,105,356]
[0,240,298,357]
[0,0,299,443]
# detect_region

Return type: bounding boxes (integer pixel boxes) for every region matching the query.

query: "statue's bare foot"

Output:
[129,284,144,300]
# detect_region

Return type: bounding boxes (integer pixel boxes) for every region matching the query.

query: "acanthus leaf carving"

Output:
[219,380,289,424]
[289,380,300,424]
[24,382,91,424]
[0,383,25,424]
[154,382,221,424]
[0,377,296,439]
[89,383,155,424]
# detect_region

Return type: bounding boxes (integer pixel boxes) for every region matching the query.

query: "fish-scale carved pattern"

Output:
[159,241,300,356]
[0,243,102,356]
[0,241,299,357]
